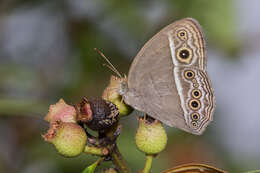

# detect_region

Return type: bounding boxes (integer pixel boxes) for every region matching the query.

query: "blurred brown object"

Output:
[162,163,227,173]
[166,136,225,170]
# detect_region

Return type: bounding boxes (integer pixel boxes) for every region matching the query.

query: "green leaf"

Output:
[82,158,103,173]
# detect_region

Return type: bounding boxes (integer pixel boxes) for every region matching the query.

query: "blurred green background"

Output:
[1,0,260,172]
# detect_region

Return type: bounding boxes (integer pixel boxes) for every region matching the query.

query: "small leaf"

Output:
[82,158,103,173]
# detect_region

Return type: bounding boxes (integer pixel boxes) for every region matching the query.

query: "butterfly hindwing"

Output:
[173,66,215,134]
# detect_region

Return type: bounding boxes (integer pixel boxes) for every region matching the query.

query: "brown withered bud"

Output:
[76,98,119,132]
[76,97,93,123]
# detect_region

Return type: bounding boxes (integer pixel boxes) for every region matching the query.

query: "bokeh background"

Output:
[0,0,260,172]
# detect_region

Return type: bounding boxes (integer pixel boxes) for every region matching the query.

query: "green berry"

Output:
[135,117,167,155]
[43,122,87,157]
[113,99,133,117]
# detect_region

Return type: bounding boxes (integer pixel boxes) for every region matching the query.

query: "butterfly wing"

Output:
[123,18,215,134]
[173,66,215,134]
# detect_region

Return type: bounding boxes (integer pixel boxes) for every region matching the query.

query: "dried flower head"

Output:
[44,99,76,123]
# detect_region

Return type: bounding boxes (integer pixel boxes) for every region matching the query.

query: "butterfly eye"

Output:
[180,32,185,36]
[177,30,187,40]
[184,70,195,79]
[176,47,192,64]
[179,49,190,59]
[189,99,201,110]
[192,89,201,98]
[191,112,200,121]
[191,121,198,127]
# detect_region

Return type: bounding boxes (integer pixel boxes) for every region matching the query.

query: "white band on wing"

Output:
[168,33,189,124]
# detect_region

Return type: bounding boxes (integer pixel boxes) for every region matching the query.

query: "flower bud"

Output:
[135,117,167,155]
[43,121,87,157]
[76,98,119,132]
[103,76,133,116]
[103,76,121,102]
[44,99,76,123]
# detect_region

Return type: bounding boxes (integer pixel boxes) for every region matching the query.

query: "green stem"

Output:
[142,155,153,173]
[243,170,260,173]
[110,144,131,173]
[84,145,108,156]
[0,98,47,116]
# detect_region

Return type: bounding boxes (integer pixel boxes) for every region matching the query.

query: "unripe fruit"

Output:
[135,117,167,155]
[43,121,87,157]
[113,99,133,116]
[103,76,121,102]
[103,75,133,117]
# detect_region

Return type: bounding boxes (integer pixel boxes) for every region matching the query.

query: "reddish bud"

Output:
[44,99,76,123]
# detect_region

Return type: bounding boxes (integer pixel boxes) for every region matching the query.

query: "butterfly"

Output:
[101,18,215,135]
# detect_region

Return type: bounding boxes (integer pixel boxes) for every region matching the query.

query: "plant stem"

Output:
[0,98,47,116]
[110,144,131,173]
[243,170,260,173]
[84,145,108,156]
[142,155,153,173]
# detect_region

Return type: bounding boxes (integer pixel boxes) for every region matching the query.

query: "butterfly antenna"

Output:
[94,48,122,78]
[103,64,122,77]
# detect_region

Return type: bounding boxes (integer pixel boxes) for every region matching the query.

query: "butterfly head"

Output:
[117,74,128,95]
[102,75,128,101]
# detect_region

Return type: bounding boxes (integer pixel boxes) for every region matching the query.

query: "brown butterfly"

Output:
[101,18,215,135]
